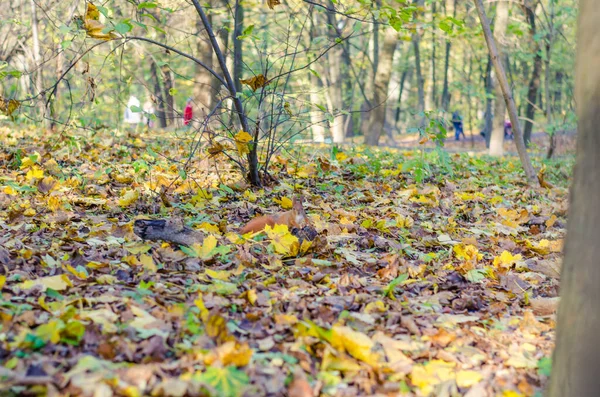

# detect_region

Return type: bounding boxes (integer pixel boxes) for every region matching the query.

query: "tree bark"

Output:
[522,0,542,146]
[474,0,538,184]
[194,9,217,117]
[325,4,345,143]
[162,64,175,126]
[233,0,244,94]
[364,28,398,146]
[488,1,508,157]
[440,0,455,111]
[30,0,45,124]
[483,57,493,145]
[150,59,167,128]
[548,1,600,395]
[431,1,437,108]
[412,0,425,127]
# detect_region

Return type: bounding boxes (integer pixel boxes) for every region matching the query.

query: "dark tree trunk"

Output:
[150,59,167,128]
[233,0,244,93]
[548,1,600,395]
[483,57,493,146]
[431,1,437,107]
[162,65,175,126]
[394,68,411,128]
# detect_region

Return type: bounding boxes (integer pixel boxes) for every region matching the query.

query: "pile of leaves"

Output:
[0,126,571,396]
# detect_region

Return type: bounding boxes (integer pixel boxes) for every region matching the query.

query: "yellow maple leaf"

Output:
[0,275,6,290]
[331,325,380,367]
[139,254,157,272]
[456,370,483,388]
[234,130,253,156]
[191,235,219,260]
[3,185,17,195]
[453,244,481,261]
[493,251,523,270]
[19,274,72,291]
[118,189,139,207]
[410,360,456,395]
[279,196,293,209]
[265,224,299,255]
[25,166,44,181]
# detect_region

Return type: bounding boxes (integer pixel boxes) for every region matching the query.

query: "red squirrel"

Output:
[240,196,309,234]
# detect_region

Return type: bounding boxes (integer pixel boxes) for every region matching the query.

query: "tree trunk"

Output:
[150,59,167,128]
[194,10,217,117]
[412,0,425,127]
[522,0,542,146]
[431,1,437,108]
[30,0,45,124]
[162,65,175,126]
[548,1,600,395]
[364,28,398,146]
[474,0,538,184]
[394,68,411,128]
[325,5,345,143]
[554,71,563,114]
[488,1,508,157]
[440,0,455,111]
[233,0,244,94]
[483,57,493,145]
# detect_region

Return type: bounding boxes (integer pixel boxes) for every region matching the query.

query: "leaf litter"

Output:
[0,127,570,396]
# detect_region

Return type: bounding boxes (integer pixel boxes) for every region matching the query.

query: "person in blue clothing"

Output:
[451,111,465,141]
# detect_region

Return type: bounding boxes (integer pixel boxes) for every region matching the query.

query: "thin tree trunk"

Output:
[483,57,493,146]
[233,0,244,93]
[548,1,600,395]
[522,0,542,146]
[554,71,563,114]
[474,0,538,184]
[325,5,345,143]
[489,1,508,157]
[395,68,411,128]
[431,1,437,107]
[194,11,216,117]
[162,65,175,126]
[364,28,398,146]
[150,59,167,128]
[413,0,425,127]
[30,0,45,124]
[441,0,455,111]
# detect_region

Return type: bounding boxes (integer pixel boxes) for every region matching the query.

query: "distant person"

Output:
[504,120,513,139]
[124,95,141,126]
[451,111,465,141]
[143,100,155,129]
[183,98,193,126]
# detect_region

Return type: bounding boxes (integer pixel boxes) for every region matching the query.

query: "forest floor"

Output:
[0,126,572,396]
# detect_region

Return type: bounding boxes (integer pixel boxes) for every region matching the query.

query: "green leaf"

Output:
[138,2,158,9]
[114,21,133,35]
[196,366,249,397]
[382,273,408,300]
[537,357,552,377]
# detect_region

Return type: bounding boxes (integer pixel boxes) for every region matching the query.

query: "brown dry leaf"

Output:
[240,74,269,91]
[0,97,20,116]
[267,0,281,9]
[84,2,117,40]
[288,368,313,397]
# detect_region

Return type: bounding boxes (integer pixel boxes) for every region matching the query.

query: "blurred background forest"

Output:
[0,0,578,154]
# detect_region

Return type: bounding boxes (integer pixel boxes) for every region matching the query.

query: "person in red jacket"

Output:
[183,98,193,126]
